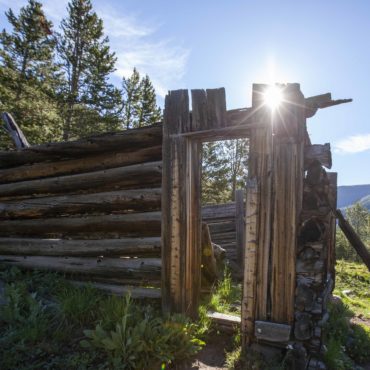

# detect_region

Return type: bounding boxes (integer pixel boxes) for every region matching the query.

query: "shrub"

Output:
[346,323,370,364]
[81,294,204,369]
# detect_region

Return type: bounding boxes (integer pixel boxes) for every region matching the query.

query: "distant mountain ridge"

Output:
[337,184,370,210]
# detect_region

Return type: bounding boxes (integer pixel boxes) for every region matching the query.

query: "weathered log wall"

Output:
[0,122,241,298]
[0,125,163,297]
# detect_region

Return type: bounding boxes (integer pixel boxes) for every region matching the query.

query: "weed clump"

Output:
[0,265,204,370]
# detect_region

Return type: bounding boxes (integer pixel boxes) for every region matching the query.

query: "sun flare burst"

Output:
[264,85,283,110]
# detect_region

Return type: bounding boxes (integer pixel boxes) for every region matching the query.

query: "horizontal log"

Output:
[0,211,161,238]
[0,145,162,184]
[0,188,161,219]
[71,281,161,299]
[304,144,332,169]
[207,311,240,333]
[0,255,161,279]
[0,237,161,256]
[208,221,236,234]
[202,202,236,222]
[210,232,236,241]
[0,161,162,199]
[76,275,161,287]
[0,124,163,168]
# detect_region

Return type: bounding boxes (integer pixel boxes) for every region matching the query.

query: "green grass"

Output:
[0,264,204,370]
[334,259,370,319]
[323,260,370,369]
[205,267,242,316]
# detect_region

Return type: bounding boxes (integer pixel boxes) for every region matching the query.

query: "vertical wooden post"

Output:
[327,172,337,280]
[270,84,306,324]
[242,178,259,346]
[235,189,245,267]
[241,84,273,344]
[161,90,202,318]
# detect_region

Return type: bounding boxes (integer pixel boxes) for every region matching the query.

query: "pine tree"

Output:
[137,75,161,127]
[201,139,248,204]
[224,139,249,200]
[121,68,141,129]
[201,141,230,204]
[0,0,62,148]
[57,0,121,140]
[121,69,161,129]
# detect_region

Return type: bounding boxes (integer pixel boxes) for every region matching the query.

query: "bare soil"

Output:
[173,334,233,370]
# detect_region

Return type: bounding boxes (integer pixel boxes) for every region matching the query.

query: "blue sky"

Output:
[1,0,369,185]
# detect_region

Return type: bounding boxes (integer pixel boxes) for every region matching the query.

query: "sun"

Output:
[264,85,283,110]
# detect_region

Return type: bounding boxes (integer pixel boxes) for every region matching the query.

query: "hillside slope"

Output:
[337,184,370,209]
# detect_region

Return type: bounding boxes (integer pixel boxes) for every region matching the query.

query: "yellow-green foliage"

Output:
[208,267,242,315]
[334,259,370,318]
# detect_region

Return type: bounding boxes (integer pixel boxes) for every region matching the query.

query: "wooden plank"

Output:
[201,223,218,284]
[162,89,186,315]
[206,88,227,129]
[178,124,253,141]
[0,161,162,199]
[162,89,202,318]
[208,221,236,234]
[254,321,291,342]
[250,84,273,322]
[202,202,236,221]
[241,177,259,346]
[0,188,161,219]
[327,172,337,278]
[71,281,161,299]
[0,145,162,184]
[1,112,30,149]
[207,311,241,333]
[0,255,161,279]
[270,84,305,324]
[0,124,163,169]
[304,143,332,170]
[235,189,245,267]
[0,211,161,238]
[191,89,207,131]
[0,237,161,256]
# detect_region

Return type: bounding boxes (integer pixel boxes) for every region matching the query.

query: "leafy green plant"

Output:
[324,338,354,370]
[0,282,51,342]
[346,323,370,363]
[81,294,204,369]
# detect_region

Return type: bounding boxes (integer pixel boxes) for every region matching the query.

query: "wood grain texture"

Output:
[241,178,259,346]
[0,145,162,184]
[0,237,161,256]
[0,161,162,199]
[0,211,161,238]
[0,255,161,279]
[235,189,245,265]
[252,86,274,322]
[71,281,161,299]
[0,124,163,168]
[270,84,305,324]
[0,188,161,219]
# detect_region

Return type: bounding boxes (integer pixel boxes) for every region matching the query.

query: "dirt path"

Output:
[174,334,233,370]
